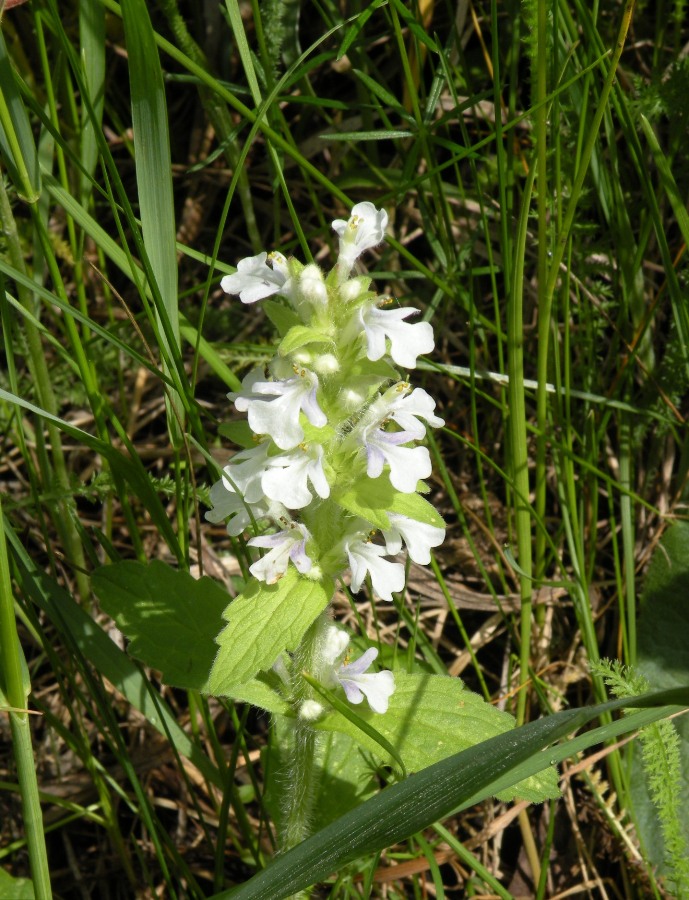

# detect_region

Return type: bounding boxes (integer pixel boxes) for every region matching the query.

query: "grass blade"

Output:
[0,27,40,201]
[214,689,689,899]
[121,0,182,444]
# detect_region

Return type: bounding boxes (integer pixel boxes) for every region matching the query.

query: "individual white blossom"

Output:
[217,442,271,505]
[345,538,406,602]
[362,426,432,493]
[332,202,388,276]
[234,368,327,450]
[321,626,395,713]
[205,484,281,537]
[248,523,312,583]
[382,512,445,565]
[221,251,292,304]
[360,304,434,369]
[262,444,330,509]
[377,383,444,437]
[336,648,395,713]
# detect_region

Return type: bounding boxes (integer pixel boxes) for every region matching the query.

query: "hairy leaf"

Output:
[93,560,229,691]
[316,672,559,802]
[209,569,334,695]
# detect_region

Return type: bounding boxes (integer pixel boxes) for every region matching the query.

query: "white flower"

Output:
[205,483,278,537]
[248,523,312,583]
[221,251,292,304]
[382,512,445,565]
[217,442,271,505]
[336,648,395,713]
[332,202,388,275]
[321,626,395,713]
[360,304,434,368]
[362,427,432,493]
[345,538,405,602]
[262,444,330,509]
[234,368,327,450]
[378,383,444,437]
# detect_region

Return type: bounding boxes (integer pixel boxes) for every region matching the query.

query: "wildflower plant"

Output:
[202,203,559,845]
[93,203,558,856]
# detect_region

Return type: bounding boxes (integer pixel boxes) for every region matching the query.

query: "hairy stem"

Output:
[280,612,332,853]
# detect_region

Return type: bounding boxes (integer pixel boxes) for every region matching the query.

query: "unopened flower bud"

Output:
[299,699,324,721]
[300,264,328,306]
[312,353,340,375]
[340,279,365,303]
[291,350,313,367]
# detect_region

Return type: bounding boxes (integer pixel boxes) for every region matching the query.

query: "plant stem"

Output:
[534,0,550,605]
[280,612,332,853]
[0,499,52,899]
[508,163,536,728]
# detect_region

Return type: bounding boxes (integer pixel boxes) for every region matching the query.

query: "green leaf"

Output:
[334,476,394,530]
[263,300,301,336]
[337,0,386,59]
[0,30,40,202]
[0,868,34,900]
[217,420,255,449]
[92,560,228,692]
[334,476,444,532]
[79,0,106,202]
[630,522,689,877]
[213,689,689,900]
[7,529,222,789]
[351,69,408,115]
[231,671,291,716]
[387,491,445,529]
[316,672,559,803]
[321,130,415,142]
[92,557,289,711]
[209,569,334,695]
[278,325,334,356]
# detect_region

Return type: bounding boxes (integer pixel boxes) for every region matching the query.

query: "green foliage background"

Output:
[1,0,689,897]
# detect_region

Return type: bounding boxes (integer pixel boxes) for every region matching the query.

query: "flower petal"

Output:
[362,428,431,493]
[248,524,312,583]
[382,512,445,565]
[333,202,389,276]
[221,252,292,304]
[361,305,435,368]
[235,370,327,450]
[345,539,405,601]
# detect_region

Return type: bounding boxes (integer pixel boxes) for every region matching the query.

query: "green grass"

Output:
[1,0,688,896]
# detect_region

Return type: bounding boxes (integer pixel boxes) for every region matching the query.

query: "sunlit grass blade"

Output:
[215,689,689,899]
[0,27,40,201]
[121,0,182,445]
[78,0,105,201]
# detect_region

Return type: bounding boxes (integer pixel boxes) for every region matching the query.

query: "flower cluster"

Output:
[208,202,445,712]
